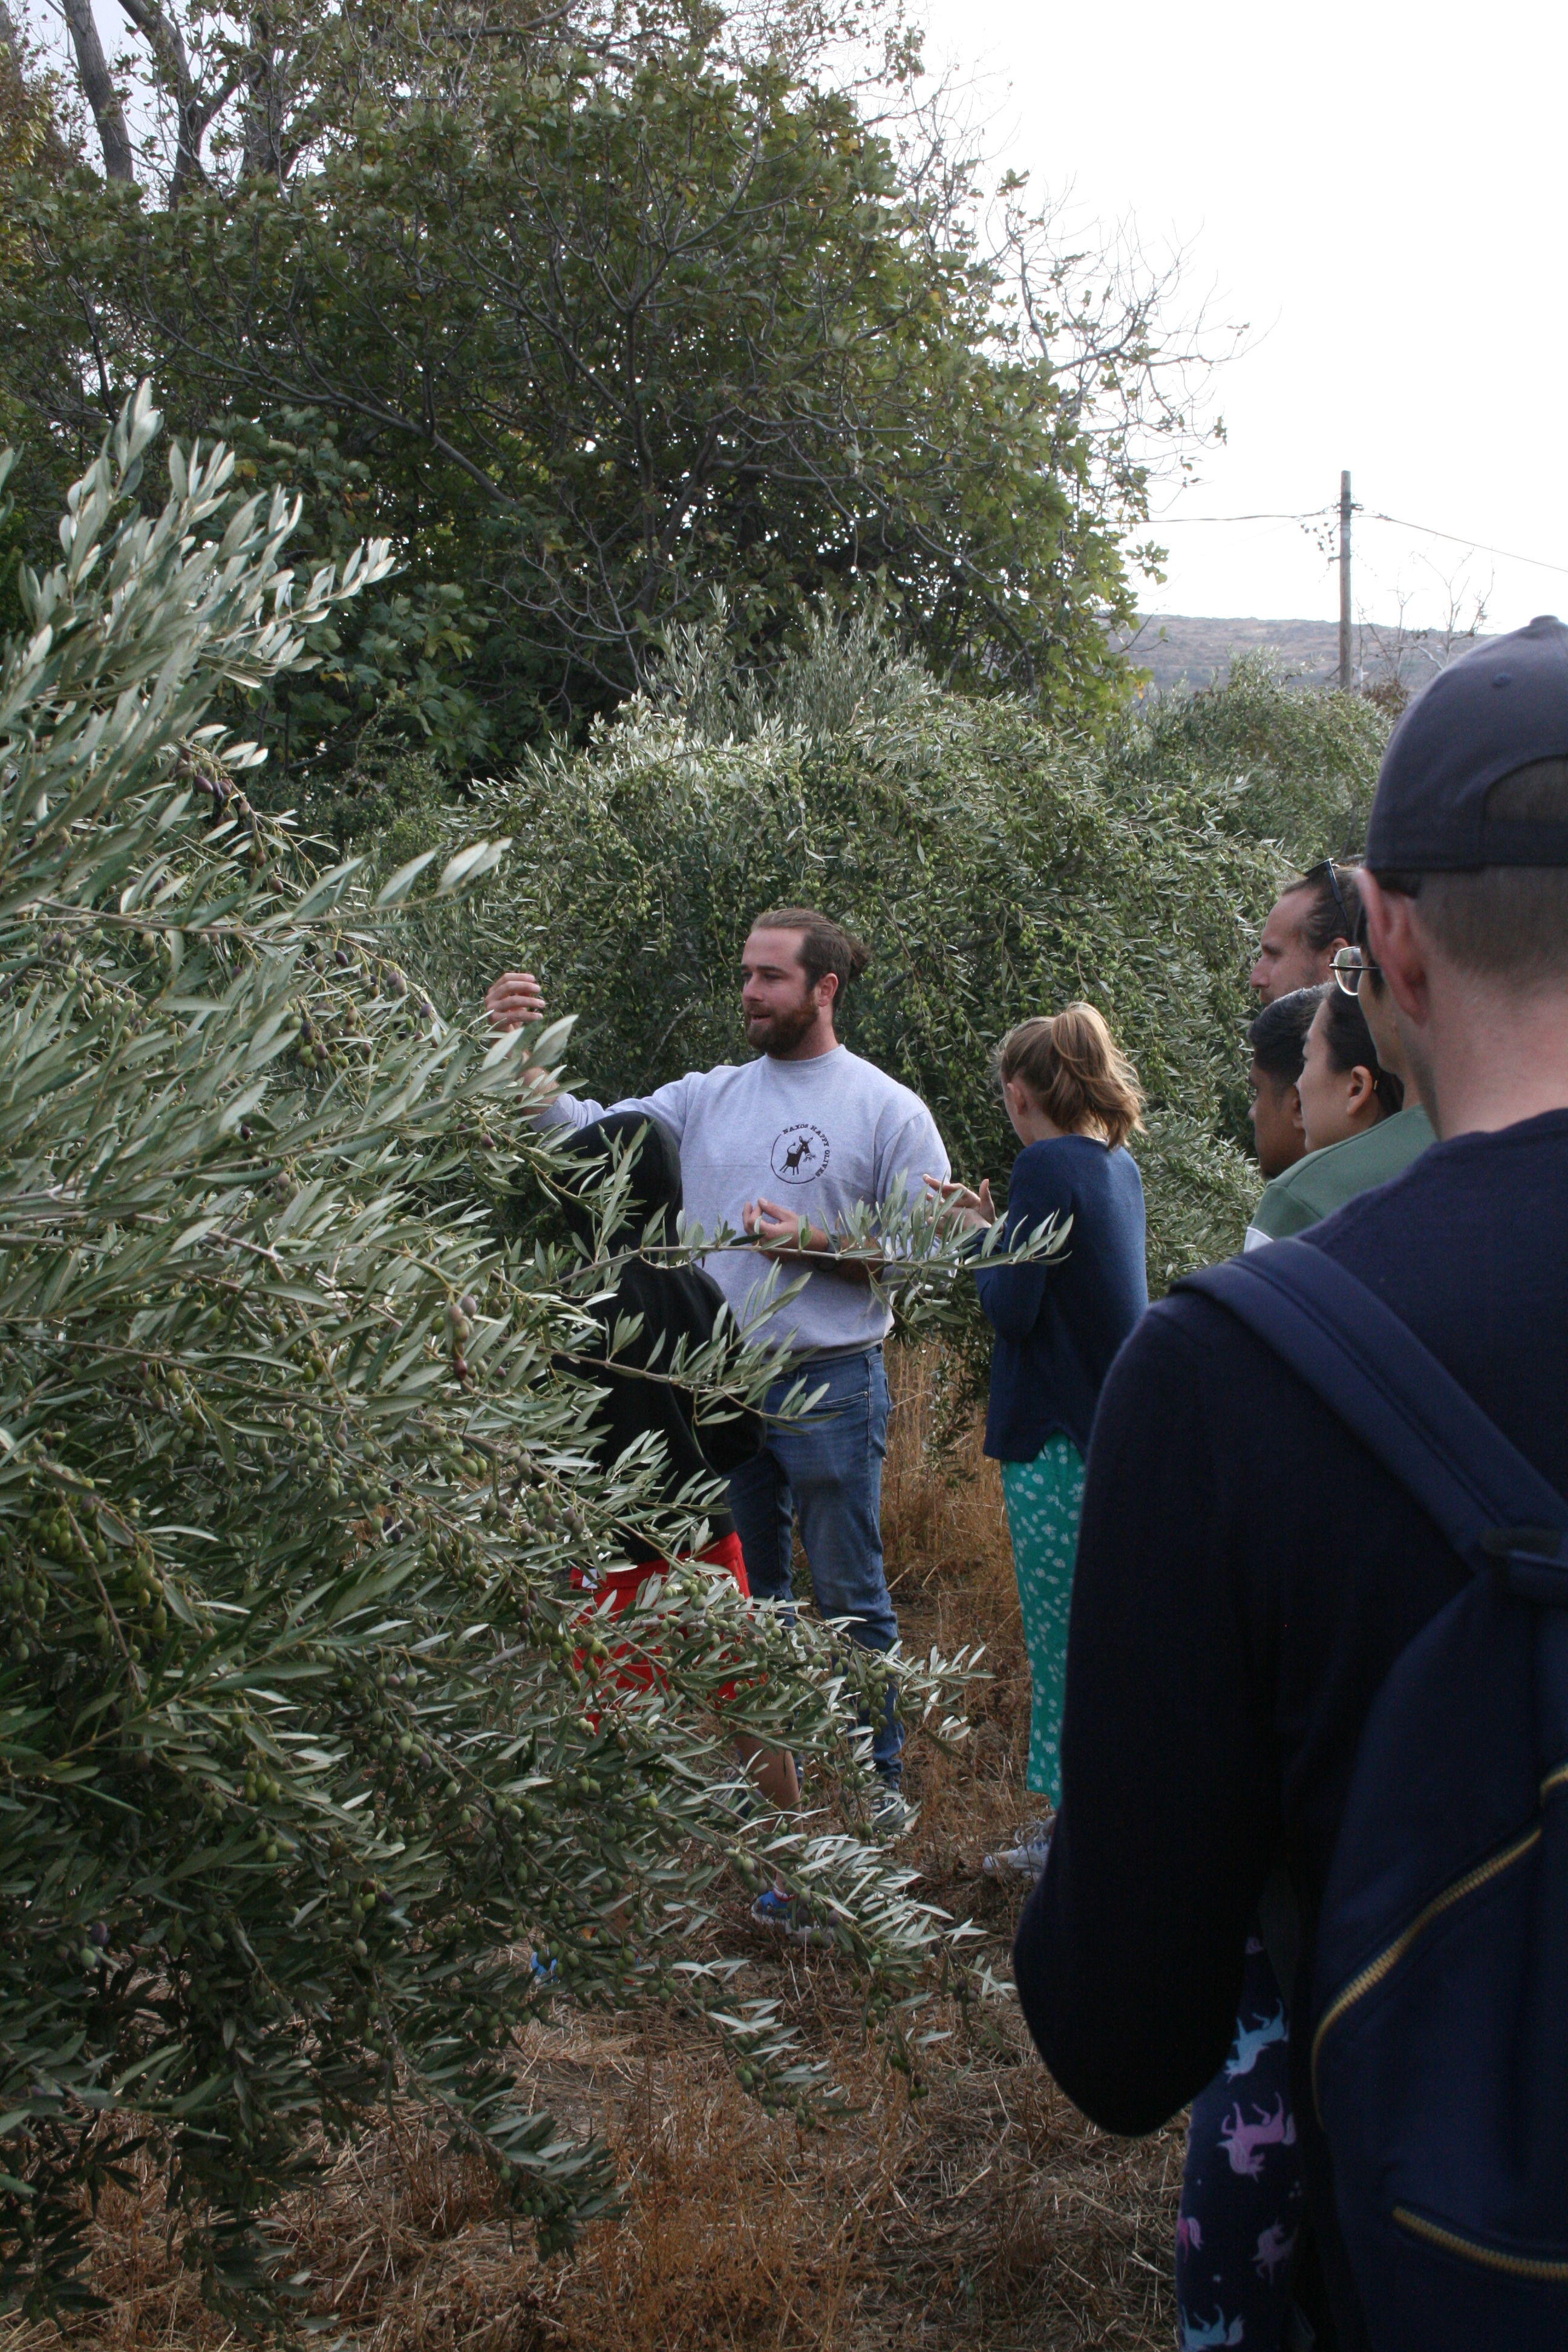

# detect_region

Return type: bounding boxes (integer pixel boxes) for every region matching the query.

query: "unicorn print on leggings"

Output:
[1220,2097,1298,2179]
[1179,2312,1244,2348]
[1225,2005,1288,2079]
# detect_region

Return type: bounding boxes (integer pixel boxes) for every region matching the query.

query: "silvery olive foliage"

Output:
[1105,650,1391,870]
[405,626,1278,1322]
[0,396,987,2324]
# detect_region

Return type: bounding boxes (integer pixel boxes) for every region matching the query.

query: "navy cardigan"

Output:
[974,1137,1148,1460]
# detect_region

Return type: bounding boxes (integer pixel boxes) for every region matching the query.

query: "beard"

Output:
[744,993,818,1055]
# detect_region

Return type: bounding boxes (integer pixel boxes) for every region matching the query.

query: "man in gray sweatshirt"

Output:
[485,907,950,1803]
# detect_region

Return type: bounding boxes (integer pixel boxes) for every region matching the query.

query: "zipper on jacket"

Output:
[1394,2206,1568,2281]
[1310,1821,1542,2118]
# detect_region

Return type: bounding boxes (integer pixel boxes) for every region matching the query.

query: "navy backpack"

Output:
[1183,1238,1568,2351]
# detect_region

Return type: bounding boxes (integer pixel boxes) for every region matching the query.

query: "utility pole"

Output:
[1338,469,1353,691]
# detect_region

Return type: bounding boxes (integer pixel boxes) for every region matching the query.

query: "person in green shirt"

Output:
[1247,986,1321,1178]
[1245,935,1435,1246]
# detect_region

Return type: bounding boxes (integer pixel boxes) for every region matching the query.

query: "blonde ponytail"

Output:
[994,1004,1145,1151]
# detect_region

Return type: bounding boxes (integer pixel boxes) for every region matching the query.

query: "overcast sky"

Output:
[919,0,1564,632]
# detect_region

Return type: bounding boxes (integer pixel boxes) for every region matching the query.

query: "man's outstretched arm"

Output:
[1013,1304,1278,2134]
[484,970,692,1138]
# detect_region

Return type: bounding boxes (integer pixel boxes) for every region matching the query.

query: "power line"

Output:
[1365,511,1568,582]
[1145,500,1568,581]
[1145,508,1331,524]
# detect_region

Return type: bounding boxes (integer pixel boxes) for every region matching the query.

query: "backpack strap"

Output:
[1180,1240,1568,1601]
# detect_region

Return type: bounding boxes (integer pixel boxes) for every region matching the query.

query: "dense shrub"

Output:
[1106,652,1392,867]
[413,648,1285,1299]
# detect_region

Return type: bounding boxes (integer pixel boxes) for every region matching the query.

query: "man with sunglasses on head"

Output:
[1249,857,1361,1004]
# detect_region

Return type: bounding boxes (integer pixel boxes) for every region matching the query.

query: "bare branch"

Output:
[62,0,136,180]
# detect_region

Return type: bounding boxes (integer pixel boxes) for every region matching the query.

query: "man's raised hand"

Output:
[485,970,546,1033]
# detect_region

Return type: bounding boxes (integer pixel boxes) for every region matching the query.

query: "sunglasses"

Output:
[1314,856,1351,936]
[1330,945,1380,998]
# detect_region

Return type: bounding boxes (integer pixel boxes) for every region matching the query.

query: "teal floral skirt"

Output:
[999,1434,1086,1808]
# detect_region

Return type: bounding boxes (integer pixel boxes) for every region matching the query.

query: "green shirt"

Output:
[1245,1105,1437,1246]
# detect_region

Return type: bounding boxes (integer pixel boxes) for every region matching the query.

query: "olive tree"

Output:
[0,394,985,2324]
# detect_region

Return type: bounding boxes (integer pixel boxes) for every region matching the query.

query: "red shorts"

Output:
[570,1532,750,1702]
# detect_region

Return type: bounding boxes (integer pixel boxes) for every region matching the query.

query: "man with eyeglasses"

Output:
[1243,927,1436,1246]
[1249,858,1361,1004]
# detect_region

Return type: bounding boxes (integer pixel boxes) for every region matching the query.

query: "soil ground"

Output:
[11,1352,1180,2352]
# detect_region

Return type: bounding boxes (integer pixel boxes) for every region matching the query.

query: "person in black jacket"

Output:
[557,1112,797,1811]
[1012,618,1568,2349]
[930,1004,1148,1878]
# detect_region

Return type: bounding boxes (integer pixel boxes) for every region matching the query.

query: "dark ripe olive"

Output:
[238,1123,252,1142]
[335,948,350,967]
[88,1922,109,1948]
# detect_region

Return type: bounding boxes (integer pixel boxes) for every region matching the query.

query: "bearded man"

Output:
[485,909,949,1828]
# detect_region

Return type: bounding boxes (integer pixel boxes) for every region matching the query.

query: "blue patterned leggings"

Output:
[999,1436,1085,1807]
[1176,1933,1304,2350]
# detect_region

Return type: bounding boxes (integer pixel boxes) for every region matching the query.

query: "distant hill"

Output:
[1110,614,1483,700]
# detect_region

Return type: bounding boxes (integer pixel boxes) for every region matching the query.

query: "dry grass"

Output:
[10,1351,1180,2352]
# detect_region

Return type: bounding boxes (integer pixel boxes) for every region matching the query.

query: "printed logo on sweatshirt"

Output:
[769,1123,831,1185]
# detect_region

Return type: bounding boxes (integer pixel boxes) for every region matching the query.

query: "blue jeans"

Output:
[726,1345,903,1782]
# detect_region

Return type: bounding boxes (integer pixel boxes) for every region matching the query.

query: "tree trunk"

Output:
[116,0,214,197]
[241,16,288,179]
[62,0,136,181]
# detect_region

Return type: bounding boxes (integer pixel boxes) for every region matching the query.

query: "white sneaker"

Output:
[871,1783,912,1836]
[982,1819,1054,1880]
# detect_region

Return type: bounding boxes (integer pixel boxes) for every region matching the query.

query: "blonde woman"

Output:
[932,1006,1148,1875]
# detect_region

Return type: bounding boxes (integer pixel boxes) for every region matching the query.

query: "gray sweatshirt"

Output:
[541,1045,950,1357]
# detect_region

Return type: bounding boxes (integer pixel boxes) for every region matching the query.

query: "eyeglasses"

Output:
[1330,945,1380,997]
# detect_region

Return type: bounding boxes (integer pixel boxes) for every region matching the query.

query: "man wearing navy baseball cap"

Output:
[1009,620,1568,2350]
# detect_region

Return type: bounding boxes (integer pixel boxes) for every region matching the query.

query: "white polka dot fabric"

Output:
[1000,1436,1086,1808]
